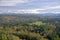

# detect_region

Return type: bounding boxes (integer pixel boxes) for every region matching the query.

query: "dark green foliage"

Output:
[0,14,60,40]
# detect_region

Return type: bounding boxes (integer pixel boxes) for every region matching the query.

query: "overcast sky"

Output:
[0,0,60,13]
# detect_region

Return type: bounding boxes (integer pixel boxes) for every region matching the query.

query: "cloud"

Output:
[20,9,40,13]
[38,5,60,10]
[0,9,40,13]
[36,5,60,13]
[0,0,28,6]
[0,5,60,14]
[0,8,60,14]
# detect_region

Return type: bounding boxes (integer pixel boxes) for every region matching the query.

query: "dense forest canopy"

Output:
[0,13,60,40]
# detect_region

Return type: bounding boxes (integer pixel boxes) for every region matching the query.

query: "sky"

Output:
[0,0,60,14]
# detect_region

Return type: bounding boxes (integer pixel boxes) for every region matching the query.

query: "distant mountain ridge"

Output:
[0,13,60,18]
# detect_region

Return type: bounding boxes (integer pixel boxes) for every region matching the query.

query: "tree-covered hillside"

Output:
[0,14,60,40]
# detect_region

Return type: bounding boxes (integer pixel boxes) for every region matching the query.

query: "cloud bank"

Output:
[0,5,60,14]
[0,0,28,6]
[0,0,60,14]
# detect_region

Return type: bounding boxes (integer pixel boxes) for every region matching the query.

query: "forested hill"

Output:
[0,13,60,40]
[0,13,60,17]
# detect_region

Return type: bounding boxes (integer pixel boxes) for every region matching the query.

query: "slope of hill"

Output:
[0,13,60,40]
